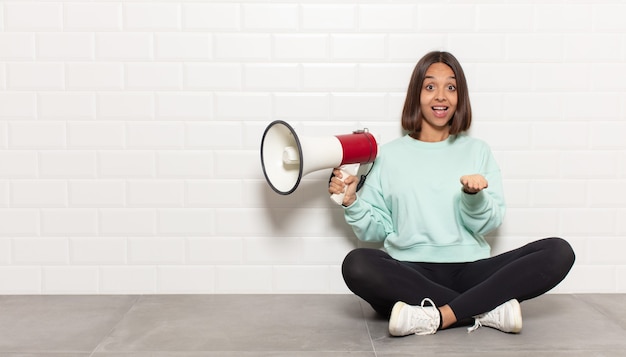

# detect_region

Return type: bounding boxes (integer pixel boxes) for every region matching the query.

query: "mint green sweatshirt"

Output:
[344,134,505,263]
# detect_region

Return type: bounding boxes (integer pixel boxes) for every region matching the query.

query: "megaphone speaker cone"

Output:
[260,120,303,195]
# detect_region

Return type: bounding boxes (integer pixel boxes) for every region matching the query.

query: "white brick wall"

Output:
[0,1,624,294]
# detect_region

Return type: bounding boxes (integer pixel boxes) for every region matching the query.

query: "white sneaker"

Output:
[389,298,440,336]
[467,299,522,334]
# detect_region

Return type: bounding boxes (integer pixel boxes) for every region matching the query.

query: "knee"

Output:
[341,248,383,287]
[543,237,576,274]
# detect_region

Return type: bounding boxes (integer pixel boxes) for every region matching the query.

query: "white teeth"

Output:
[433,107,447,110]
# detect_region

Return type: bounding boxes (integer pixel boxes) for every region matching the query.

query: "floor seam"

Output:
[358,297,379,357]
[88,295,142,357]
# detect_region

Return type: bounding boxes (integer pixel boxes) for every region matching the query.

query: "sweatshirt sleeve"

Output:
[342,159,393,243]
[458,145,506,236]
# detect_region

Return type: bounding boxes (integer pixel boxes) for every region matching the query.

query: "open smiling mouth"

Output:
[432,106,449,118]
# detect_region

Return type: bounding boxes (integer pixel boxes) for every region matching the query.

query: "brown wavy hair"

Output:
[401,51,472,135]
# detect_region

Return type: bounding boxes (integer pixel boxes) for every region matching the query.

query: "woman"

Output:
[329,51,575,336]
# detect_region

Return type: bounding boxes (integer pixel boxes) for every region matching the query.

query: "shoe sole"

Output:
[388,301,407,336]
[508,299,523,333]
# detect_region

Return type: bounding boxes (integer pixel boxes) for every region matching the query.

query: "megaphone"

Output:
[260,120,378,205]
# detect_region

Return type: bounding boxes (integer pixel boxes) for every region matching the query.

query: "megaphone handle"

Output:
[330,163,361,205]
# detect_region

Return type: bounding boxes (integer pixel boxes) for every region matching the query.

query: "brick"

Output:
[156,93,212,120]
[274,93,330,120]
[96,33,152,60]
[273,266,330,293]
[0,209,39,236]
[43,267,99,294]
[331,34,386,60]
[243,4,297,30]
[560,209,615,237]
[448,34,505,62]
[302,64,357,90]
[69,181,125,207]
[389,34,446,61]
[214,93,271,120]
[39,93,95,120]
[98,151,155,178]
[0,267,41,294]
[185,180,241,208]
[476,5,533,31]
[100,266,156,294]
[183,3,240,30]
[358,64,413,91]
[331,93,387,120]
[64,3,121,30]
[417,5,474,31]
[5,2,62,30]
[126,63,182,90]
[68,122,125,149]
[243,236,302,264]
[11,180,67,208]
[98,93,154,120]
[128,237,185,264]
[70,237,126,264]
[359,4,415,31]
[216,266,272,293]
[274,34,328,60]
[127,122,184,149]
[157,209,214,236]
[99,209,156,236]
[535,5,591,32]
[0,93,36,119]
[41,209,98,236]
[593,5,626,31]
[157,151,213,178]
[0,33,35,59]
[128,181,184,207]
[37,33,94,60]
[187,237,243,264]
[564,34,622,62]
[40,151,97,178]
[157,266,215,293]
[185,122,243,149]
[532,122,588,149]
[215,34,271,60]
[13,238,68,264]
[244,64,299,90]
[301,5,355,30]
[185,64,241,90]
[67,63,123,90]
[124,3,180,30]
[7,63,64,90]
[156,33,211,60]
[0,151,38,178]
[214,150,261,179]
[9,121,66,149]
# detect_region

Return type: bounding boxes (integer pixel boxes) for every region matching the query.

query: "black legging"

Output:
[342,237,575,321]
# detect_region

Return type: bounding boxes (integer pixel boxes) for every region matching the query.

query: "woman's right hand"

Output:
[329,168,359,206]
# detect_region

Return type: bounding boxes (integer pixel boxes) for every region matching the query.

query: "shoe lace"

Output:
[467,319,482,333]
[467,305,500,333]
[413,298,439,335]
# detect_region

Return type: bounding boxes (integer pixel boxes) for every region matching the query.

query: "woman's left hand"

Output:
[460,174,488,194]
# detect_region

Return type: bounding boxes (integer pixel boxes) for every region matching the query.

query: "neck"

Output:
[412,130,450,142]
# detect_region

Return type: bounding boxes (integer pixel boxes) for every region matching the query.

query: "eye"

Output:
[448,85,456,91]
[425,84,434,90]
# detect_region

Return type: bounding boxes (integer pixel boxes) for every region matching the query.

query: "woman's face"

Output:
[419,62,458,138]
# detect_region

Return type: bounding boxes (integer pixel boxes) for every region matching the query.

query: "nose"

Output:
[435,89,446,101]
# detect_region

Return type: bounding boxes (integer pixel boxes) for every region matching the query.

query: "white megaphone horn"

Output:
[260,120,378,205]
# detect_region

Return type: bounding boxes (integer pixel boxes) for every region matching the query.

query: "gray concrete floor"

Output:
[0,294,624,356]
